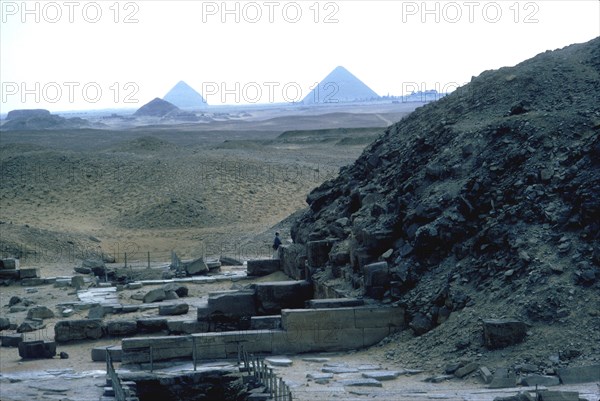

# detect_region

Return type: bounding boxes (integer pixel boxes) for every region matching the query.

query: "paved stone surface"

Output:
[307,372,334,380]
[322,366,360,374]
[361,370,401,381]
[265,357,293,367]
[338,378,383,387]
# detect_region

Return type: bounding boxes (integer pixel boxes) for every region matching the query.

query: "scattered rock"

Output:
[126,282,143,290]
[163,283,188,297]
[143,288,166,303]
[454,362,479,378]
[0,317,10,330]
[88,305,106,319]
[520,375,560,387]
[55,319,104,342]
[158,303,189,316]
[482,319,528,349]
[338,378,382,387]
[322,366,359,374]
[27,306,55,320]
[409,313,433,336]
[18,340,56,359]
[557,364,600,384]
[361,371,400,381]
[17,320,46,333]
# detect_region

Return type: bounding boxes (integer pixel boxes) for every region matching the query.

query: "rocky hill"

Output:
[291,38,600,368]
[1,109,99,131]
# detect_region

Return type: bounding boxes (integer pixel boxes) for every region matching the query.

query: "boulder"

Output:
[143,288,166,303]
[82,259,106,277]
[520,375,560,387]
[409,313,433,336]
[27,306,55,320]
[247,259,280,277]
[482,319,528,349]
[71,276,85,289]
[0,258,18,269]
[55,319,104,342]
[363,261,389,298]
[137,318,168,333]
[158,303,189,316]
[1,333,23,347]
[18,268,39,279]
[106,320,138,336]
[279,244,307,280]
[74,267,92,274]
[165,290,179,300]
[0,317,10,330]
[184,257,209,275]
[8,296,22,306]
[163,283,188,297]
[538,391,580,401]
[254,280,313,314]
[454,362,479,378]
[17,320,45,333]
[88,305,106,319]
[557,364,600,384]
[307,240,334,267]
[18,340,56,359]
[205,290,256,320]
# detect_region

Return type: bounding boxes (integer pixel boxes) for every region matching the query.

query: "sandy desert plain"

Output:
[0,101,598,401]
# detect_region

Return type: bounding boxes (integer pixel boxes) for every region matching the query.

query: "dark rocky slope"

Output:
[291,38,600,367]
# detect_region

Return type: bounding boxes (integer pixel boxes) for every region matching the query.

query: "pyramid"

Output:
[163,81,208,109]
[134,97,179,117]
[303,66,379,104]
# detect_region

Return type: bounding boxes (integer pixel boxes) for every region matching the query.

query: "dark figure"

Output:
[272,232,282,259]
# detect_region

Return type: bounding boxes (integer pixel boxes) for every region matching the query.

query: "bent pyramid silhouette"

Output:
[164,81,208,109]
[303,66,379,104]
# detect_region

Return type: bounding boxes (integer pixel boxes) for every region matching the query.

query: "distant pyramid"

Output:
[163,81,208,109]
[303,66,379,104]
[134,97,179,117]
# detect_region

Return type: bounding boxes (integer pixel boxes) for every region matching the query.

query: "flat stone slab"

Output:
[362,371,401,381]
[265,357,293,367]
[1,333,23,347]
[489,377,517,389]
[306,298,365,309]
[357,364,381,371]
[302,357,331,363]
[307,372,334,380]
[91,345,123,362]
[557,365,600,384]
[322,366,359,374]
[338,378,383,387]
[538,391,580,401]
[521,374,560,387]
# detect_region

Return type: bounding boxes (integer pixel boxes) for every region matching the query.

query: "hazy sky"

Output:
[1,0,599,112]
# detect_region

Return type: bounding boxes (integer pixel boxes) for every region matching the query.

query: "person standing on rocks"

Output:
[272,232,282,259]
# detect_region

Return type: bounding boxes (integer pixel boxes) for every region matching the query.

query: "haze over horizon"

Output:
[1,0,598,113]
